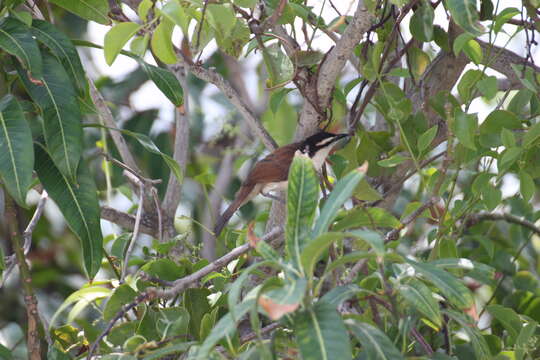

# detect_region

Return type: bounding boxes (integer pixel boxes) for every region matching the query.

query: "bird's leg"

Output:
[261,191,285,204]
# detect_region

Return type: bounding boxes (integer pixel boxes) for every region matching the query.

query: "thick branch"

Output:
[100,206,159,238]
[162,65,191,228]
[465,213,540,236]
[317,1,374,107]
[478,39,540,88]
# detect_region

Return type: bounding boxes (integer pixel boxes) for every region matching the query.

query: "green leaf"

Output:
[312,167,365,237]
[286,154,319,269]
[0,17,43,79]
[0,95,34,207]
[445,310,491,360]
[406,259,473,309]
[50,285,112,327]
[142,342,194,360]
[400,280,442,328]
[501,127,516,148]
[34,143,102,278]
[140,258,185,281]
[139,62,184,106]
[409,2,434,42]
[104,22,142,66]
[457,69,483,103]
[103,284,137,321]
[515,320,537,360]
[31,20,88,97]
[300,232,347,276]
[347,320,404,360]
[262,43,294,88]
[49,0,110,25]
[294,301,352,360]
[119,129,183,184]
[195,299,254,360]
[349,230,385,256]
[0,343,12,360]
[429,258,496,286]
[269,88,293,114]
[499,147,521,170]
[159,0,190,35]
[494,7,520,33]
[453,109,477,150]
[206,3,237,38]
[417,125,438,153]
[476,75,498,100]
[486,304,522,344]
[479,110,521,148]
[333,207,400,231]
[519,170,535,202]
[215,20,250,58]
[138,0,153,22]
[523,121,540,148]
[17,50,83,181]
[377,154,409,167]
[482,184,501,211]
[151,18,177,64]
[446,0,484,36]
[234,0,256,7]
[321,285,365,307]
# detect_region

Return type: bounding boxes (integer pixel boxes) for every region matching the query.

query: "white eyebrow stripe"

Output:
[316,137,334,147]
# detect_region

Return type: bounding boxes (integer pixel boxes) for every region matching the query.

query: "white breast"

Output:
[311,145,335,171]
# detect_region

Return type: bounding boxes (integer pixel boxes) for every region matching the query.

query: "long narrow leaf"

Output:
[18,50,83,181]
[34,143,102,278]
[294,301,352,360]
[0,96,34,207]
[31,20,88,97]
[312,166,365,237]
[347,320,404,360]
[0,17,42,79]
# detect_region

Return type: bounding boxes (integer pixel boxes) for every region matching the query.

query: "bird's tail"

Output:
[214,185,254,237]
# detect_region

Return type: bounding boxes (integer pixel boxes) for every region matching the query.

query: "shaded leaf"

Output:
[139,62,184,106]
[17,50,83,181]
[0,17,42,79]
[446,0,484,36]
[31,20,88,96]
[49,0,110,25]
[333,207,400,231]
[0,95,33,207]
[400,280,442,328]
[347,320,404,360]
[295,301,352,360]
[34,143,102,278]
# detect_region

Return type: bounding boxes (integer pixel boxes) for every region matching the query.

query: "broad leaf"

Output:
[312,167,366,237]
[159,0,190,34]
[320,284,365,307]
[453,109,477,150]
[333,207,400,231]
[286,154,319,270]
[0,96,33,207]
[300,232,347,276]
[347,320,404,360]
[487,304,521,344]
[34,143,102,278]
[262,43,294,88]
[206,3,237,38]
[0,17,42,79]
[294,301,352,360]
[479,110,521,148]
[445,310,491,360]
[139,62,184,106]
[49,0,110,25]
[50,285,112,327]
[151,18,177,64]
[104,22,142,65]
[18,50,83,181]
[31,20,88,96]
[410,2,434,42]
[446,0,484,36]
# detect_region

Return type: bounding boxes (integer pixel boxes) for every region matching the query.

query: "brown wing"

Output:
[243,143,299,186]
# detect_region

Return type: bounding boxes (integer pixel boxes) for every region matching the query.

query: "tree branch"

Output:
[100,206,159,238]
[465,213,540,236]
[317,1,374,107]
[87,226,283,359]
[162,65,191,231]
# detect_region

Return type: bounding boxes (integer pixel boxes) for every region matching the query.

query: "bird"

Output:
[214,131,349,236]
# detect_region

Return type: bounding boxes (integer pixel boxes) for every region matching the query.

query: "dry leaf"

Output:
[247,222,260,248]
[258,296,299,320]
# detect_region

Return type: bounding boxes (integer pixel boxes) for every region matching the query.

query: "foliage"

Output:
[0,0,539,359]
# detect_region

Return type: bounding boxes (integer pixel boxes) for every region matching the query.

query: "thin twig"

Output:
[120,172,145,282]
[240,322,281,343]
